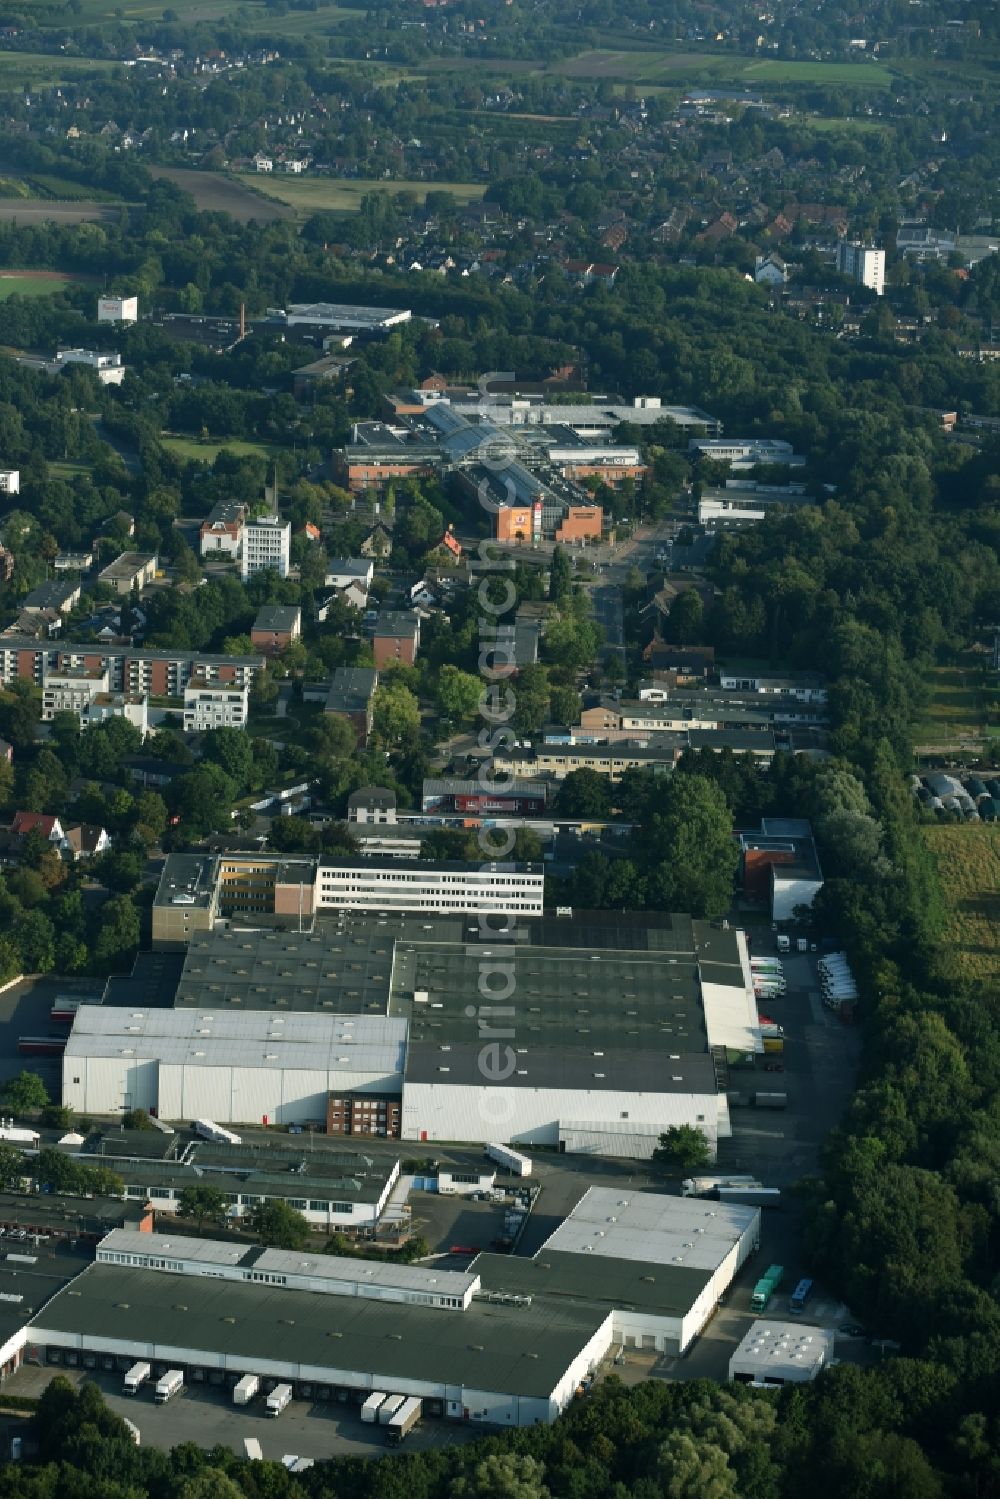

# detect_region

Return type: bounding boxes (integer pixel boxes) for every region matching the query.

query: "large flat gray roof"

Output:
[474,1249,711,1318]
[32,1264,606,1398]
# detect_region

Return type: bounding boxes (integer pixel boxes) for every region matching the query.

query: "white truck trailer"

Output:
[486,1142,532,1176]
[154,1370,183,1404]
[681,1174,760,1197]
[266,1383,293,1416]
[123,1361,151,1395]
[361,1392,387,1423]
[194,1118,242,1146]
[386,1398,422,1445]
[378,1395,407,1425]
[233,1374,260,1406]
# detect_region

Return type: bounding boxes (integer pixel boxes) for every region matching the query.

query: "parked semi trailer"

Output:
[386,1398,422,1445]
[485,1143,532,1176]
[123,1362,150,1396]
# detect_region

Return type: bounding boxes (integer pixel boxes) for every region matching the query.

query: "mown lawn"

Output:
[923,824,1000,982]
[160,434,283,464]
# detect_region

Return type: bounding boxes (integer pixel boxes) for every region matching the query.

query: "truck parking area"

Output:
[5,1364,484,1462]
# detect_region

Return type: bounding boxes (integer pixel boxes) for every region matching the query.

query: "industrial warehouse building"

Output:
[20,1192,759,1421]
[64,911,761,1153]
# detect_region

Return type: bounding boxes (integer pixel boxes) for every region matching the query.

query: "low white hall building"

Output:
[61,1007,405,1126]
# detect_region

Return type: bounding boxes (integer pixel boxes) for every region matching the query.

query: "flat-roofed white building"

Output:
[729,1320,834,1385]
[315,859,544,917]
[61,1007,407,1125]
[183,676,249,731]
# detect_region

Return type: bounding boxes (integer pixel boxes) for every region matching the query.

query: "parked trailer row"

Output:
[485,1142,532,1177]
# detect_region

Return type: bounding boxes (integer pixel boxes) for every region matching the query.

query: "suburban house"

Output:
[11,812,65,843]
[22,581,82,616]
[98,553,158,597]
[61,823,111,861]
[325,558,375,591]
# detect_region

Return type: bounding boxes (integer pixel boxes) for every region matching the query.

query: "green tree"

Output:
[548,546,572,604]
[553,768,612,818]
[640,774,738,919]
[121,1109,155,1131]
[201,726,254,793]
[92,895,141,972]
[372,681,421,744]
[653,1125,711,1174]
[2,1070,49,1116]
[510,663,550,737]
[668,589,705,644]
[453,1453,551,1499]
[176,1184,229,1233]
[437,664,482,723]
[248,1199,311,1250]
[0,1142,27,1189]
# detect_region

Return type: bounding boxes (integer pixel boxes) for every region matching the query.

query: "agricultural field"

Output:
[912,658,997,750]
[0,52,117,87]
[923,825,1000,983]
[0,200,123,226]
[551,46,894,89]
[148,166,294,223]
[244,174,487,214]
[0,270,97,299]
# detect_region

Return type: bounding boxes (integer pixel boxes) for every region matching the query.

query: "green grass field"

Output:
[0,271,92,300]
[160,434,283,464]
[242,174,486,214]
[923,825,1000,982]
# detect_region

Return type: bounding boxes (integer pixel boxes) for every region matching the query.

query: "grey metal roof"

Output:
[406,1041,714,1095]
[474,1249,711,1317]
[173,925,397,1016]
[153,854,219,910]
[32,1264,606,1398]
[64,1006,406,1076]
[372,611,419,640]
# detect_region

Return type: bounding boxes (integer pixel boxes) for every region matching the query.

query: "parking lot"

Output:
[4,1364,484,1462]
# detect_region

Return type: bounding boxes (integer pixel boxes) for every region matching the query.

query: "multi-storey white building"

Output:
[0,470,19,494]
[183,676,249,731]
[240,516,290,580]
[314,859,545,916]
[836,240,885,296]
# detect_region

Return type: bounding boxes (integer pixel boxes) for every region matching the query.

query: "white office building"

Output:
[183,677,249,731]
[836,240,885,296]
[0,470,19,494]
[314,859,545,916]
[240,516,290,580]
[55,349,126,385]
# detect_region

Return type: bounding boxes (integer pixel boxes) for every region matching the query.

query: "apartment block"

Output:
[240,517,290,580]
[0,640,263,697]
[182,677,250,731]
